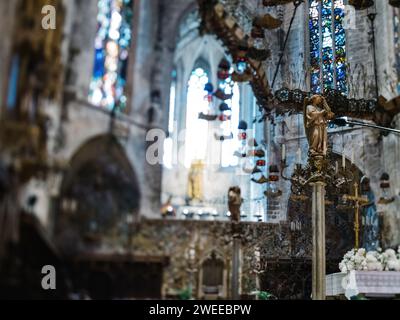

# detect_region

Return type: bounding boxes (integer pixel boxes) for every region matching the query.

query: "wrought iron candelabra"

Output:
[280,148,355,202]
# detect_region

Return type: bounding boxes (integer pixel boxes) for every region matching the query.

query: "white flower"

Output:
[387,260,400,271]
[384,249,396,258]
[357,248,366,256]
[366,253,378,263]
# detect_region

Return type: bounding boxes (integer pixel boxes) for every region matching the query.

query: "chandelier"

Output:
[280,146,355,203]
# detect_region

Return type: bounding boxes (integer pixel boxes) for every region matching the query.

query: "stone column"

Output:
[311,181,326,300]
[231,235,240,300]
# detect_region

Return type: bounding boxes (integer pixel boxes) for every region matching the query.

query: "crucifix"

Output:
[343,182,369,249]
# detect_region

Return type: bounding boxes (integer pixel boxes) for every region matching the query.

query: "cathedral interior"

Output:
[1,0,400,300]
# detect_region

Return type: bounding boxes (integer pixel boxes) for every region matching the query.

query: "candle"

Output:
[342,153,346,169]
[282,144,286,161]
[297,148,302,163]
[335,161,339,173]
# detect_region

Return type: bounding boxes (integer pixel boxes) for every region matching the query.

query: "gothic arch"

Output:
[171,1,199,47]
[55,134,141,254]
[197,249,228,299]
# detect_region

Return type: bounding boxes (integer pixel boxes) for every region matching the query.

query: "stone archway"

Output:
[55,135,141,255]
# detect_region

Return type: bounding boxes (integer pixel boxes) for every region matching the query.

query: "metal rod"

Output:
[368,13,379,99]
[271,1,303,90]
[346,120,400,135]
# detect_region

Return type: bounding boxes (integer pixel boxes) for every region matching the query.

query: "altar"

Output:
[326,272,400,299]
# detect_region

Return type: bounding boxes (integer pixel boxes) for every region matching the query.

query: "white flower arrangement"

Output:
[339,246,400,273]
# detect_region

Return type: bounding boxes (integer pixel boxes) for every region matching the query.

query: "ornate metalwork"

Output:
[273,87,400,128]
[281,148,354,202]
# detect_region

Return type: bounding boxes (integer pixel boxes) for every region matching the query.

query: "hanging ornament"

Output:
[214,132,234,141]
[204,82,214,93]
[378,172,395,204]
[247,149,266,158]
[256,159,266,167]
[242,158,257,174]
[234,150,247,158]
[204,82,214,103]
[349,0,375,10]
[251,175,269,184]
[238,120,248,130]
[243,164,262,175]
[219,102,232,112]
[218,114,231,122]
[198,112,218,121]
[251,167,262,174]
[217,58,231,80]
[248,138,259,148]
[237,120,248,141]
[264,165,283,198]
[214,89,234,100]
[268,165,279,182]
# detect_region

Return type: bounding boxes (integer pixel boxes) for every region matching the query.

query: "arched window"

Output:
[309,0,347,94]
[201,253,224,296]
[184,67,210,168]
[88,0,133,111]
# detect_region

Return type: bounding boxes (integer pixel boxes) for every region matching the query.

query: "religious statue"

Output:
[228,186,243,223]
[303,95,335,157]
[187,161,205,204]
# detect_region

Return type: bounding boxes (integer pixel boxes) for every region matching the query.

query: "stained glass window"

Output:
[309,0,347,94]
[89,0,133,110]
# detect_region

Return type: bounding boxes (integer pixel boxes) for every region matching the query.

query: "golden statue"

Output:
[303,95,335,157]
[187,161,205,203]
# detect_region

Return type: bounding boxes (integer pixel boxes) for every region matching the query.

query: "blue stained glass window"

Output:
[89,0,133,111]
[309,0,347,94]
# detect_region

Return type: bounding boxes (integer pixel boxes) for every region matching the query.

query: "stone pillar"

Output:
[311,181,326,300]
[231,235,240,300]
